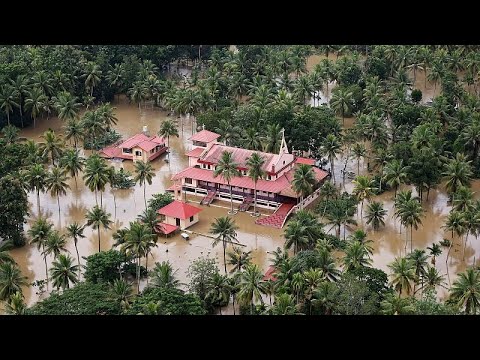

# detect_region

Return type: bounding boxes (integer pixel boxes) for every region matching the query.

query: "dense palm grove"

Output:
[2,45,480,314]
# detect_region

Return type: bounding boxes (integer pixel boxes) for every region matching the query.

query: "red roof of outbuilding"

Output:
[155,222,178,235]
[185,147,205,158]
[188,130,221,143]
[263,266,277,282]
[295,157,316,166]
[157,200,202,219]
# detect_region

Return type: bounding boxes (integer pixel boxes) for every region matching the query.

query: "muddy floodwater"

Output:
[6,57,476,313]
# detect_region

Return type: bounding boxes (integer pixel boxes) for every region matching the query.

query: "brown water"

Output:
[7,56,472,313]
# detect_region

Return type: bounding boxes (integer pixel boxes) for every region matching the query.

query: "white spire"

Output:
[279,128,289,154]
[202,123,205,130]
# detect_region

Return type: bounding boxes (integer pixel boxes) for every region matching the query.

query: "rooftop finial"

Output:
[279,128,289,154]
[202,123,205,130]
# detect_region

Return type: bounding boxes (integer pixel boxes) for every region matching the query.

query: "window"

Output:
[185,178,192,184]
[283,160,285,165]
[267,175,271,180]
[190,216,194,222]
[135,150,142,156]
[123,148,132,154]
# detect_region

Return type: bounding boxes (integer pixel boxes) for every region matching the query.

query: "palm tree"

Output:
[54,91,81,121]
[24,87,47,128]
[443,153,473,198]
[317,248,341,282]
[0,85,19,126]
[396,196,424,253]
[427,243,442,266]
[1,124,19,144]
[365,201,387,230]
[407,249,429,294]
[380,293,415,315]
[86,205,112,253]
[97,103,118,130]
[352,175,376,219]
[5,292,26,315]
[39,130,64,166]
[32,70,53,97]
[10,75,29,128]
[46,166,70,214]
[83,62,102,97]
[150,261,180,289]
[419,266,447,294]
[23,164,47,214]
[65,222,85,277]
[210,217,239,274]
[28,217,53,284]
[43,230,68,260]
[330,88,353,125]
[206,272,231,315]
[111,279,134,312]
[351,143,367,175]
[342,241,372,271]
[134,160,156,209]
[64,119,83,148]
[237,264,266,314]
[128,81,146,111]
[83,154,110,205]
[284,220,309,255]
[452,186,475,212]
[264,123,283,153]
[50,254,79,290]
[383,159,409,198]
[60,148,85,190]
[0,240,14,265]
[0,262,27,303]
[449,268,480,314]
[312,281,337,315]
[292,163,316,206]
[443,210,466,267]
[213,151,241,215]
[246,153,266,216]
[158,119,179,161]
[227,247,252,273]
[122,222,153,292]
[322,134,341,184]
[388,257,417,296]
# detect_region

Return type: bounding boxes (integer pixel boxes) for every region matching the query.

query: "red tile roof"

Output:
[150,135,166,144]
[172,166,329,196]
[119,133,150,149]
[158,200,202,219]
[295,157,315,166]
[118,134,166,151]
[200,144,277,171]
[185,147,205,158]
[263,266,278,281]
[155,222,178,235]
[188,130,221,143]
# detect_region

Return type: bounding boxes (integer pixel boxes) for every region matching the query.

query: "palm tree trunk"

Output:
[229,182,234,214]
[113,191,117,219]
[357,159,360,175]
[232,294,236,315]
[98,228,101,253]
[144,183,147,209]
[100,191,103,207]
[136,256,141,293]
[19,106,23,128]
[6,112,10,126]
[253,181,257,216]
[223,240,227,274]
[145,253,149,284]
[74,175,78,190]
[57,195,61,215]
[37,189,41,215]
[94,189,98,205]
[463,230,469,261]
[44,254,49,288]
[410,225,413,253]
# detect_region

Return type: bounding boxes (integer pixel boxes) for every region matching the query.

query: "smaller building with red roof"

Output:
[157,200,202,230]
[100,132,167,163]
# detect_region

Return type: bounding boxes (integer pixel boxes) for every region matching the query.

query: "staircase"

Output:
[238,196,253,212]
[200,190,216,205]
[255,203,295,229]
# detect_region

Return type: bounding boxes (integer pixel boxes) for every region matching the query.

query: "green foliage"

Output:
[127,286,206,315]
[147,192,174,212]
[411,89,422,103]
[186,257,219,303]
[83,249,142,284]
[26,282,122,315]
[333,273,380,315]
[83,129,121,150]
[0,175,28,247]
[112,168,135,189]
[349,266,392,301]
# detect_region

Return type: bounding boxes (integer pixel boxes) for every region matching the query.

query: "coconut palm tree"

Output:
[312,281,337,315]
[206,272,232,315]
[449,268,480,314]
[407,249,429,294]
[0,85,19,126]
[351,143,367,175]
[39,129,64,166]
[380,293,415,315]
[419,266,447,294]
[86,205,112,253]
[213,151,241,215]
[292,163,316,206]
[395,194,424,253]
[150,261,180,289]
[284,219,309,255]
[50,254,79,290]
[322,134,341,184]
[342,241,372,271]
[97,103,118,130]
[54,91,81,121]
[210,216,239,274]
[0,240,14,265]
[227,247,252,273]
[237,263,266,314]
[24,87,47,128]
[46,166,70,214]
[83,154,110,206]
[64,119,83,148]
[23,163,47,214]
[264,123,283,153]
[443,153,473,198]
[365,201,387,230]
[1,124,19,144]
[43,230,68,260]
[28,217,53,284]
[388,257,417,296]
[352,175,376,219]
[9,75,29,128]
[330,88,353,125]
[158,119,179,161]
[128,81,146,111]
[111,279,134,312]
[122,222,153,292]
[134,160,156,210]
[60,148,85,190]
[83,62,102,97]
[4,292,26,315]
[427,243,442,266]
[443,210,466,267]
[65,222,85,277]
[0,262,27,303]
[317,248,341,282]
[383,159,409,198]
[246,152,266,216]
[452,186,475,212]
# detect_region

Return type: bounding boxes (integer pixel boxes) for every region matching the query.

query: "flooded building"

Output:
[157,200,202,232]
[100,133,167,162]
